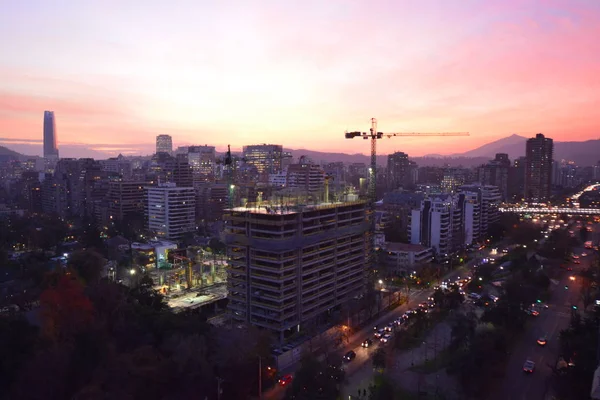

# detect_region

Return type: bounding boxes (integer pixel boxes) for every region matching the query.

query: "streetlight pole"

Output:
[258,356,262,400]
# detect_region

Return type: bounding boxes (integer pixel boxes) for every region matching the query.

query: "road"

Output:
[489,221,599,400]
[265,245,502,400]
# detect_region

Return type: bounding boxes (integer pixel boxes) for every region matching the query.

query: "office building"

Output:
[43,111,59,171]
[156,135,173,155]
[525,133,553,202]
[225,201,370,342]
[243,144,283,175]
[187,145,216,183]
[43,111,59,159]
[145,183,196,241]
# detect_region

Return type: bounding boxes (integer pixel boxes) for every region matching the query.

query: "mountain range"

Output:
[1,134,599,167]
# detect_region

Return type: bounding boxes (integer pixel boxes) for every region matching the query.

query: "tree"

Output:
[130,274,167,311]
[284,354,344,400]
[67,249,105,285]
[39,273,95,341]
[445,286,464,309]
[450,312,476,350]
[368,374,396,400]
[510,221,542,246]
[372,347,386,371]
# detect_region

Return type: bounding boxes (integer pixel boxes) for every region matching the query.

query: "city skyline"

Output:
[1,1,600,157]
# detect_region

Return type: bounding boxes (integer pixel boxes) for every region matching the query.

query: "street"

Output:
[489,222,599,400]
[265,245,500,400]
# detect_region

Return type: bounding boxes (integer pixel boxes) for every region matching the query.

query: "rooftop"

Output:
[385,242,431,253]
[229,199,366,216]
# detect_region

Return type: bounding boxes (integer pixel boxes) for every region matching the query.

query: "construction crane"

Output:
[345,117,469,266]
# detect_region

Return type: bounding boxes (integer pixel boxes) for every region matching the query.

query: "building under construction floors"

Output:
[225,200,371,343]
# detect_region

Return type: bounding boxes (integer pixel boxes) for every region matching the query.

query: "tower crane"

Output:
[345,117,469,266]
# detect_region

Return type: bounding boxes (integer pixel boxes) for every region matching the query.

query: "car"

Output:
[523,360,535,373]
[380,334,392,343]
[344,351,356,362]
[574,260,581,264]
[537,336,547,346]
[529,309,540,317]
[374,328,385,338]
[362,338,374,348]
[385,323,394,332]
[278,374,293,386]
[567,267,573,271]
[582,252,588,257]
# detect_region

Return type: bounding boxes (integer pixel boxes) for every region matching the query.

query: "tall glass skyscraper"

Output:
[43,111,59,158]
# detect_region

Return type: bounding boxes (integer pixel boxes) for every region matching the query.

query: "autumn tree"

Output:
[39,273,94,341]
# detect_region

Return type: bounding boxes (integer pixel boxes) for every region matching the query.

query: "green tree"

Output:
[372,347,386,371]
[284,354,344,400]
[67,249,105,285]
[368,374,396,400]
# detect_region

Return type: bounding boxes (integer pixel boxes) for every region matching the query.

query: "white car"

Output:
[380,334,392,343]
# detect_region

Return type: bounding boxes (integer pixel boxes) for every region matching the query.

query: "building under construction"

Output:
[225,198,371,343]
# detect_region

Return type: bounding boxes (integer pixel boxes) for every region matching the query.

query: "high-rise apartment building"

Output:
[243,144,283,175]
[509,156,527,202]
[459,184,501,241]
[286,157,325,192]
[410,195,458,257]
[100,155,132,179]
[107,181,146,222]
[479,153,510,201]
[225,201,370,342]
[525,133,553,203]
[145,183,196,241]
[156,135,173,155]
[387,152,415,190]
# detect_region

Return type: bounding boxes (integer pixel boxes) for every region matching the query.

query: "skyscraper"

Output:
[43,111,59,159]
[525,133,553,203]
[156,135,173,154]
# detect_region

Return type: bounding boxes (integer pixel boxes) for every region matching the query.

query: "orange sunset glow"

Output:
[1,0,599,157]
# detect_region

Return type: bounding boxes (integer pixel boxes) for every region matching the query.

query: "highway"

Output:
[489,222,599,400]
[265,246,500,400]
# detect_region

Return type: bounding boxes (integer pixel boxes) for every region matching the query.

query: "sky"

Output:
[1,0,599,158]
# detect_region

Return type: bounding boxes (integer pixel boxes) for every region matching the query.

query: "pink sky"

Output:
[1,0,599,157]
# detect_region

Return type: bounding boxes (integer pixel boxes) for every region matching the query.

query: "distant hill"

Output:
[0,145,32,160]
[451,135,600,165]
[284,148,488,167]
[453,134,528,159]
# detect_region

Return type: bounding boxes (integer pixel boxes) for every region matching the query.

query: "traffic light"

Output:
[572,305,578,310]
[537,299,541,303]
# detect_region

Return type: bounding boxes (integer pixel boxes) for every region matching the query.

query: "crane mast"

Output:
[345,118,469,275]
